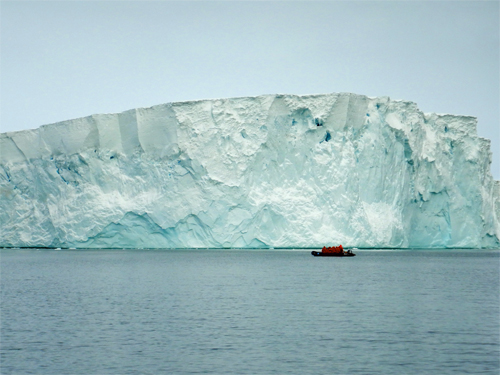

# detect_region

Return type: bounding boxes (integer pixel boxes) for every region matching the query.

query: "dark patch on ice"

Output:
[315,118,323,126]
[403,139,412,160]
[56,168,69,185]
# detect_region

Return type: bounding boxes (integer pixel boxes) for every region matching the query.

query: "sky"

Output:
[1,1,499,179]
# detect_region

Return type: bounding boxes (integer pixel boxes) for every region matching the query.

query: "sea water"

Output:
[1,249,499,375]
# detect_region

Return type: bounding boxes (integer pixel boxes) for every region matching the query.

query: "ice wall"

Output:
[1,93,499,248]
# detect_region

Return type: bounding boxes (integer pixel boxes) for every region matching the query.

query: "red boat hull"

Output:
[311,251,356,257]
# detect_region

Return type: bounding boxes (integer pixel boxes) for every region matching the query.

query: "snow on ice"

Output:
[1,93,499,248]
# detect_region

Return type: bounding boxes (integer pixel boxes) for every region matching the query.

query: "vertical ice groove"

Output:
[0,93,498,249]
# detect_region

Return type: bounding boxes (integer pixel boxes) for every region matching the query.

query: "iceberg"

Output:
[1,93,499,249]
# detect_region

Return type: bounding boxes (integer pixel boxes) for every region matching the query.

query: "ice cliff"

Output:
[1,93,499,249]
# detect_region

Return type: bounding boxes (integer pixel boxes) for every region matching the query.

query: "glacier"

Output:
[1,93,499,249]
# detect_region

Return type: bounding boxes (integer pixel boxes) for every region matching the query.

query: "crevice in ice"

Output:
[55,168,68,185]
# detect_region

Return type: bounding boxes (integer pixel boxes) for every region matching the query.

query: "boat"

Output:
[311,249,356,257]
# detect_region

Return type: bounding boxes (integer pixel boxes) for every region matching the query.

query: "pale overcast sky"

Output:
[1,1,498,178]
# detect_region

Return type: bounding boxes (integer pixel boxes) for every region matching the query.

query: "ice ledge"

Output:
[1,92,498,249]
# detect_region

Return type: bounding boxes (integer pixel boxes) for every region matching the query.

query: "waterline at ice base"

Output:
[1,93,499,249]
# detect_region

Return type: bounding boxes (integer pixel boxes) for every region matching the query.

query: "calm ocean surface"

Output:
[1,249,499,375]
